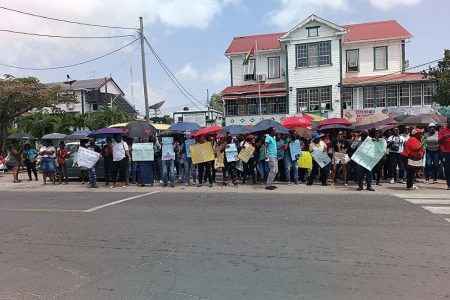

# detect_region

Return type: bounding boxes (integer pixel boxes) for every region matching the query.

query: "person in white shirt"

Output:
[386,127,406,184]
[39,140,56,185]
[110,134,131,188]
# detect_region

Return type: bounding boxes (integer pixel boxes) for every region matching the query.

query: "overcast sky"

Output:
[0,0,448,115]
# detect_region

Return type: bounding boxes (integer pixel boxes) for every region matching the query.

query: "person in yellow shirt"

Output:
[307,133,330,186]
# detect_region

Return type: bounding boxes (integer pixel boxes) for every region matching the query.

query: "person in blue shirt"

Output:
[23,143,38,181]
[264,127,278,190]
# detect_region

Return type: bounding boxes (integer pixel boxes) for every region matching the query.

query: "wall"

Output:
[226,114,287,126]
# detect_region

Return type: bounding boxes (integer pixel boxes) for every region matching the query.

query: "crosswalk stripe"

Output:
[405,199,450,205]
[446,219,450,223]
[421,206,450,215]
[394,194,449,199]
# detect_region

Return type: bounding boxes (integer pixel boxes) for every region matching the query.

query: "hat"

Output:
[411,128,424,135]
[246,134,255,139]
[428,123,437,128]
[311,133,321,140]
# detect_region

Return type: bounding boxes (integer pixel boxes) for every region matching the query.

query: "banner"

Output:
[289,140,302,161]
[184,139,195,158]
[77,147,100,169]
[238,142,255,163]
[190,143,215,164]
[344,106,432,123]
[162,144,175,161]
[311,148,331,168]
[351,138,387,171]
[216,148,224,168]
[225,144,238,162]
[162,137,174,144]
[132,143,154,161]
[297,151,312,169]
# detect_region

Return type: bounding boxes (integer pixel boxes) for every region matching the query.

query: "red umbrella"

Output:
[317,118,352,128]
[193,126,223,137]
[281,115,313,128]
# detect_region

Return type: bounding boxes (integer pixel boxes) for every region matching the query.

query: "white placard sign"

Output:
[77,147,100,169]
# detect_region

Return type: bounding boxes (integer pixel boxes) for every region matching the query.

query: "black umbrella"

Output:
[169,122,202,132]
[400,115,440,126]
[250,119,289,134]
[124,121,157,138]
[65,130,92,140]
[318,124,354,134]
[6,132,36,140]
[393,114,411,122]
[222,125,249,135]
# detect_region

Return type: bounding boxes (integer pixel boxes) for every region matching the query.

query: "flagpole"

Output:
[257,40,262,120]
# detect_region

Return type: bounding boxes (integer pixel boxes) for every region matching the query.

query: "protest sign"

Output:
[238,142,255,163]
[162,137,174,144]
[77,147,100,169]
[162,144,175,160]
[216,148,224,167]
[289,140,302,161]
[225,144,238,162]
[297,151,313,169]
[351,138,387,171]
[190,143,215,164]
[132,143,154,161]
[184,139,195,158]
[311,148,331,168]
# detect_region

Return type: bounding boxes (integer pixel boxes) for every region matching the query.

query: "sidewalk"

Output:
[1,172,448,195]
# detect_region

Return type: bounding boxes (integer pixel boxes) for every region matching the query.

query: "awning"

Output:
[221,83,287,100]
[222,91,286,99]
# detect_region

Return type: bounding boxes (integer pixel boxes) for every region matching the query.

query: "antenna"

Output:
[130,65,134,105]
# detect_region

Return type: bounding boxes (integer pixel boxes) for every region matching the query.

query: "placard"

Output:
[132,143,154,161]
[216,148,224,168]
[184,139,195,158]
[162,144,175,161]
[351,138,387,171]
[238,142,255,163]
[225,144,238,162]
[297,151,312,169]
[311,148,331,168]
[289,140,302,161]
[77,147,100,169]
[162,137,174,144]
[190,143,215,164]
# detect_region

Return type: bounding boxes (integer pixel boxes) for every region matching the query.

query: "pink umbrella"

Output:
[281,115,313,128]
[317,118,352,128]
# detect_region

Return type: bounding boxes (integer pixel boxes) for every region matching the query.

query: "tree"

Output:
[207,93,224,113]
[17,111,57,138]
[71,113,89,131]
[86,106,129,130]
[423,49,450,107]
[0,76,74,154]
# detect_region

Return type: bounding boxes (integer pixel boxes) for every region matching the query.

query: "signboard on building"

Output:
[182,113,206,127]
[343,106,433,123]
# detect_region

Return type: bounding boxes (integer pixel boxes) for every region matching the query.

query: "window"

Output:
[374,46,388,70]
[268,57,280,79]
[399,85,410,107]
[238,99,248,115]
[296,41,331,68]
[320,87,331,110]
[342,88,352,109]
[307,26,319,37]
[297,89,308,112]
[247,99,259,115]
[423,83,433,105]
[92,103,99,111]
[296,86,332,112]
[375,86,386,107]
[346,49,359,72]
[364,87,375,108]
[226,99,238,116]
[261,97,286,114]
[387,85,398,107]
[243,59,255,81]
[411,83,422,106]
[309,88,319,111]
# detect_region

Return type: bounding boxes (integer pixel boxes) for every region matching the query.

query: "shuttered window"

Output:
[268,57,280,79]
[374,46,388,70]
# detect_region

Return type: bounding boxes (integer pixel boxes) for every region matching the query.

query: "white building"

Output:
[222,15,434,125]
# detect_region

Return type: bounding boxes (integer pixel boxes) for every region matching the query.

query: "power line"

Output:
[0,5,138,30]
[0,28,137,39]
[0,38,139,71]
[109,45,139,75]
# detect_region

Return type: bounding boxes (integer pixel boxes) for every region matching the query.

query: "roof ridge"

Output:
[343,19,398,27]
[233,32,286,39]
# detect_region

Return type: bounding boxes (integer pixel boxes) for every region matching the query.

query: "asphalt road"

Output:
[0,191,449,300]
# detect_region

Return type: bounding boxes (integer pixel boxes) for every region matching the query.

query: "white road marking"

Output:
[83,191,160,213]
[0,208,82,212]
[405,199,450,205]
[421,206,450,215]
[446,219,450,223]
[395,194,449,199]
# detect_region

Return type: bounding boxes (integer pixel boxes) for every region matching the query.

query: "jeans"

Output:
[155,157,162,180]
[183,157,197,184]
[356,163,372,189]
[388,152,405,181]
[162,159,175,185]
[57,162,68,184]
[442,152,450,188]
[266,157,278,187]
[127,161,137,183]
[88,164,97,187]
[198,161,212,185]
[103,156,113,184]
[425,150,440,181]
[243,157,256,183]
[25,159,38,180]
[283,153,298,183]
[401,155,416,188]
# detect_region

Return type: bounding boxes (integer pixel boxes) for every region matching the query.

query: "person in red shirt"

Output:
[56,141,69,185]
[401,128,425,190]
[438,117,450,189]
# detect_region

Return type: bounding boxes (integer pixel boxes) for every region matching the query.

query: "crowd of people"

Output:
[2,117,450,191]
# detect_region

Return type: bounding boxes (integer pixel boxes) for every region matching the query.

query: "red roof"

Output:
[221,83,286,99]
[343,20,412,43]
[343,73,428,85]
[225,32,285,54]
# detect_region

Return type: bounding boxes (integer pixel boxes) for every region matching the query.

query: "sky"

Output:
[0,0,449,116]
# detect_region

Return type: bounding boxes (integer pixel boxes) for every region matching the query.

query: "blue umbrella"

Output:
[169,122,201,132]
[250,119,289,134]
[222,125,249,135]
[65,129,92,140]
[88,128,125,138]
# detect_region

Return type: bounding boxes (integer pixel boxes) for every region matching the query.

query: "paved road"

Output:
[0,191,449,299]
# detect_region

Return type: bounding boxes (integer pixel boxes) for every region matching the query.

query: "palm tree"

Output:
[87,106,129,129]
[17,111,57,138]
[72,113,89,131]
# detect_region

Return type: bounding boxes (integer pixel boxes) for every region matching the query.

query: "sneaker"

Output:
[294,181,299,185]
[424,180,429,184]
[357,186,363,191]
[400,180,406,184]
[433,180,438,184]
[366,187,375,191]
[287,182,292,186]
[273,185,278,189]
[196,183,202,188]
[389,179,395,184]
[265,186,275,190]
[184,183,188,186]
[306,182,313,186]
[209,183,213,188]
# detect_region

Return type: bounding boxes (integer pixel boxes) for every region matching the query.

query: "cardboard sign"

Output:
[132,143,154,161]
[190,142,215,164]
[297,151,313,169]
[162,137,174,144]
[216,148,224,168]
[77,147,100,169]
[184,139,195,158]
[238,142,255,163]
[311,148,331,168]
[289,140,302,161]
[351,138,387,171]
[225,144,238,162]
[162,144,175,161]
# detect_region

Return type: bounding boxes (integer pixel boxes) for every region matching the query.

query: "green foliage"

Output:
[207,93,224,113]
[85,106,129,130]
[423,49,450,107]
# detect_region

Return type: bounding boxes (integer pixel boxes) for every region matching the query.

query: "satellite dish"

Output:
[149,100,165,110]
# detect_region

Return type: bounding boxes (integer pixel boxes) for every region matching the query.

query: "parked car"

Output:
[57,144,106,180]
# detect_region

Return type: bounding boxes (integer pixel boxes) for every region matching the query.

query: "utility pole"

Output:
[139,17,150,122]
[206,89,209,109]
